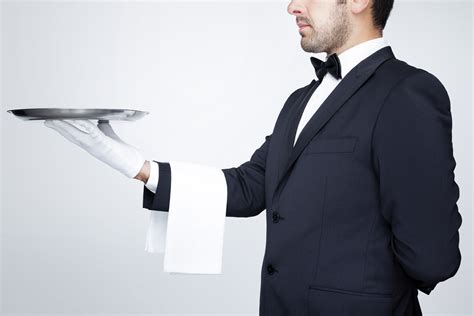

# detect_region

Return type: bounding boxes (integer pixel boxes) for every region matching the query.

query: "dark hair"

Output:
[370,0,394,30]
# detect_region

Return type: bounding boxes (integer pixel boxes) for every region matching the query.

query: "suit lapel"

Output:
[273,46,395,197]
[270,79,320,192]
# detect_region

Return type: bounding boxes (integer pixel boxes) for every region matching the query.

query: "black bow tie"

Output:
[310,53,342,82]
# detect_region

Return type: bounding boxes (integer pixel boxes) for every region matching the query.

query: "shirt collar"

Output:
[315,36,389,80]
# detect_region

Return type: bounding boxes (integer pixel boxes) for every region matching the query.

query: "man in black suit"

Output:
[46,0,462,315]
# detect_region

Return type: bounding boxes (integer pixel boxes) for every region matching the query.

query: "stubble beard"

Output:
[300,5,350,55]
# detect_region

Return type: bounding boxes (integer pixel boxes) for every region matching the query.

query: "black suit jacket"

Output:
[143,46,462,316]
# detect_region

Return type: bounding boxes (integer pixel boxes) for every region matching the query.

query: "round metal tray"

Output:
[7,108,149,122]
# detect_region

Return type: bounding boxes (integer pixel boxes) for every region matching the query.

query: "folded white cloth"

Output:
[145,161,227,274]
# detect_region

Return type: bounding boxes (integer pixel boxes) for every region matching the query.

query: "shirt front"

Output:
[293,36,389,146]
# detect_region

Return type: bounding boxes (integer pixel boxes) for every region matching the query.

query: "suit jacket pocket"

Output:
[304,137,358,154]
[307,285,392,316]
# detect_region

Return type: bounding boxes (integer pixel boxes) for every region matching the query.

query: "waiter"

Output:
[45,0,462,315]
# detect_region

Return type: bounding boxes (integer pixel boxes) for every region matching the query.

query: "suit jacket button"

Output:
[267,264,277,275]
[272,211,285,223]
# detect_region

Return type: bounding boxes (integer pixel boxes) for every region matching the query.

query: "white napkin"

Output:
[145,161,227,274]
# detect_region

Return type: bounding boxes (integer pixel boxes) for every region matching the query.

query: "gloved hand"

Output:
[44,119,146,179]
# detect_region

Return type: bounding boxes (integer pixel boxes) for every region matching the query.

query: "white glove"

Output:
[44,119,146,179]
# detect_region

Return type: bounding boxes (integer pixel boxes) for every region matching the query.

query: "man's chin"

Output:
[300,40,316,54]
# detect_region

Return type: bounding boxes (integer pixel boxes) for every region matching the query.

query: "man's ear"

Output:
[349,0,371,15]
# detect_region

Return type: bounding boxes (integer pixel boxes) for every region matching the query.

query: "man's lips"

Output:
[299,25,311,31]
[297,22,311,31]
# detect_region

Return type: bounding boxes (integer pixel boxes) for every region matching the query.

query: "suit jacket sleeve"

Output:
[143,161,171,211]
[371,70,462,295]
[221,134,272,218]
[142,133,271,218]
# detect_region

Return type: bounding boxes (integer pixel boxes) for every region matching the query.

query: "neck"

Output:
[329,30,383,56]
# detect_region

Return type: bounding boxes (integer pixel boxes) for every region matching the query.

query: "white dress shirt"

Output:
[144,36,389,274]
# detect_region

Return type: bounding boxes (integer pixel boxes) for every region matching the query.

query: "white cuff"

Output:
[144,160,159,194]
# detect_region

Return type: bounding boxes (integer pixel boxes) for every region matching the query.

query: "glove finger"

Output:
[97,121,125,143]
[45,119,80,135]
[52,120,91,137]
[44,120,82,146]
[47,120,99,145]
[46,119,91,136]
[44,119,56,128]
[64,119,97,134]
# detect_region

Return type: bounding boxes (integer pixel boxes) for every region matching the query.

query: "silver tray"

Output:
[7,108,149,122]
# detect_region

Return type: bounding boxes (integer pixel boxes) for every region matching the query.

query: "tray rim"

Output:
[7,107,150,114]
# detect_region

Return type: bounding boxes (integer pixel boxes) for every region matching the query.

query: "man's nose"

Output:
[287,0,304,16]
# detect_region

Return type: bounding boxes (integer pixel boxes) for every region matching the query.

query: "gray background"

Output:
[1,1,473,315]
